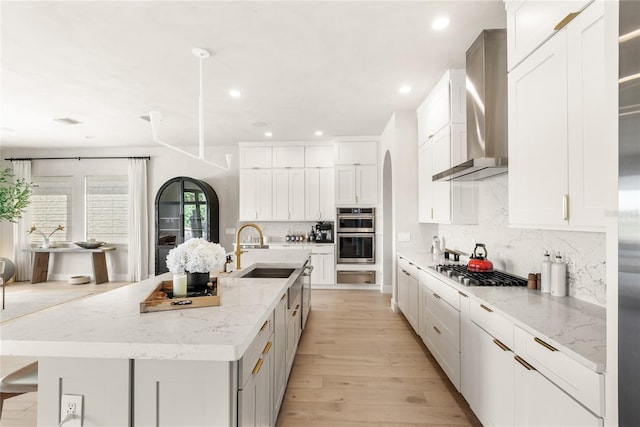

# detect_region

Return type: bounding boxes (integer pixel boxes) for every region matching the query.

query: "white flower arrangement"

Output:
[166,238,227,273]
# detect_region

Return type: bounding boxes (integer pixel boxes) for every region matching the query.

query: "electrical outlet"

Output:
[60,394,83,426]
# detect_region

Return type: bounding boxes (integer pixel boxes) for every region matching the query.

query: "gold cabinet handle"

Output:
[428,134,434,139]
[433,326,441,334]
[493,339,511,352]
[281,293,287,301]
[562,194,569,221]
[458,291,468,298]
[514,355,536,371]
[260,320,269,332]
[534,337,558,352]
[433,293,441,300]
[262,341,272,355]
[554,11,580,31]
[252,358,264,375]
[292,310,298,316]
[296,304,300,310]
[480,304,493,313]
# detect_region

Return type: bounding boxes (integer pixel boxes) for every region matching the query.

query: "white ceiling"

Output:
[0,1,506,150]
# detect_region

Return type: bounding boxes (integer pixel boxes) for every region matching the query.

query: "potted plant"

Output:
[166,238,226,292]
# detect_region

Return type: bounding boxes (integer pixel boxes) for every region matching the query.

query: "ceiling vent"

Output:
[53,117,82,125]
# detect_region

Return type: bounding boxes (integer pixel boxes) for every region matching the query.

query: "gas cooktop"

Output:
[431,264,527,287]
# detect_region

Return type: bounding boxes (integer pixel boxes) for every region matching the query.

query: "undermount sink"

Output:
[237,268,295,279]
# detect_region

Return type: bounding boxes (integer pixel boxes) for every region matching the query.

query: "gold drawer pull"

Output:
[260,320,269,332]
[458,291,468,298]
[493,339,511,352]
[252,358,264,375]
[514,355,536,371]
[562,194,569,221]
[480,304,493,313]
[554,12,580,31]
[281,293,287,301]
[293,310,298,316]
[433,293,441,300]
[296,304,300,310]
[262,341,272,355]
[534,337,558,352]
[433,326,441,334]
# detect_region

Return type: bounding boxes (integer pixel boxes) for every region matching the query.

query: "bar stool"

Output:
[0,361,38,418]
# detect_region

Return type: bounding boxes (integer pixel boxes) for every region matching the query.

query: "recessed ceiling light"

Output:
[315,131,323,136]
[399,85,412,94]
[229,89,241,98]
[265,132,273,137]
[432,16,450,31]
[54,117,82,125]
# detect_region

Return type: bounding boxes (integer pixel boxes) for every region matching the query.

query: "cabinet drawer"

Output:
[514,326,604,416]
[422,270,460,311]
[397,257,418,279]
[470,299,514,348]
[424,308,461,390]
[425,288,460,351]
[310,245,334,254]
[239,314,274,388]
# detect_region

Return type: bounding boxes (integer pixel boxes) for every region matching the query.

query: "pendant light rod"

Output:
[149,47,232,171]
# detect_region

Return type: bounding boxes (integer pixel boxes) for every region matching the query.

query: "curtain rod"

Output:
[4,156,151,161]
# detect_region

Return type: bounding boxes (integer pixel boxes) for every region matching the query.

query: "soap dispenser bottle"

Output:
[541,251,552,293]
[550,252,567,297]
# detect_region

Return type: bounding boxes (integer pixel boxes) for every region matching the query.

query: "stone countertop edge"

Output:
[397,249,606,374]
[0,249,311,362]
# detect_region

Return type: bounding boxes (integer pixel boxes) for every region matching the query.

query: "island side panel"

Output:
[38,357,131,426]
[134,359,236,426]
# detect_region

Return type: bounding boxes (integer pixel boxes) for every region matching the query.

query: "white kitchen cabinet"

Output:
[458,291,477,409]
[239,333,274,427]
[416,69,466,144]
[335,165,377,206]
[475,323,515,427]
[286,294,301,378]
[334,141,377,165]
[396,257,419,332]
[272,146,305,168]
[310,245,335,285]
[272,168,305,221]
[514,354,603,427]
[240,169,273,221]
[304,168,334,221]
[273,292,288,418]
[508,0,612,231]
[505,0,591,71]
[305,145,334,168]
[418,141,433,223]
[240,146,273,169]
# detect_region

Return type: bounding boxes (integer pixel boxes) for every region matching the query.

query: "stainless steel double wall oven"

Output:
[336,208,375,264]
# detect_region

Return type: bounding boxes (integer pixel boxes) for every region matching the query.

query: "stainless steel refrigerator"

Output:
[618,1,640,425]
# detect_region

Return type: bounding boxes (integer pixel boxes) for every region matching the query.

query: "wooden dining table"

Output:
[23,247,116,284]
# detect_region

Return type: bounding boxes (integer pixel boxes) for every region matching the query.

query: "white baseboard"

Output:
[390,297,399,313]
[380,284,392,294]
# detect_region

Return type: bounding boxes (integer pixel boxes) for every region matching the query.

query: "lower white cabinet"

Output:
[286,294,302,378]
[239,333,274,427]
[273,292,288,418]
[514,355,603,427]
[396,257,419,332]
[474,323,515,427]
[310,250,335,285]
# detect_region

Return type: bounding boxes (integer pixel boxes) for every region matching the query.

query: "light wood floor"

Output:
[276,290,480,427]
[1,288,480,427]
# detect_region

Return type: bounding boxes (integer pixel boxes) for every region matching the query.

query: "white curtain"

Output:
[127,158,149,281]
[12,160,32,281]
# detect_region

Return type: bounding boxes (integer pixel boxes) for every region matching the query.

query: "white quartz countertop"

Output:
[0,249,310,362]
[397,249,606,373]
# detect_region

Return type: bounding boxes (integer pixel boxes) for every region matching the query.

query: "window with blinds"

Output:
[86,175,128,244]
[29,176,73,243]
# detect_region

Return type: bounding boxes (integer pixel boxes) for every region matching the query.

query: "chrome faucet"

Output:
[234,223,264,269]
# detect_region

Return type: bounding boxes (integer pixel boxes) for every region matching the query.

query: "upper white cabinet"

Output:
[272,146,305,168]
[417,69,477,225]
[335,165,377,206]
[334,141,377,165]
[416,69,466,145]
[305,168,334,221]
[508,0,613,230]
[305,145,334,168]
[240,169,273,221]
[272,168,305,221]
[505,0,592,71]
[240,146,273,169]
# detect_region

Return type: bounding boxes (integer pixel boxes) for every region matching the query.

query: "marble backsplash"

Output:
[437,174,606,306]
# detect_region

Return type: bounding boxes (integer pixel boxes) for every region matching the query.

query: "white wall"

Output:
[1,144,239,281]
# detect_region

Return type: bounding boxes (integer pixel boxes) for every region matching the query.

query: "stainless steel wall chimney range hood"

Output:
[434,29,508,182]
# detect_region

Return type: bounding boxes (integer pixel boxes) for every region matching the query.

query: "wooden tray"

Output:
[140,279,220,313]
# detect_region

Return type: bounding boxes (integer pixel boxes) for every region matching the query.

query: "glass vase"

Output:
[172,273,187,298]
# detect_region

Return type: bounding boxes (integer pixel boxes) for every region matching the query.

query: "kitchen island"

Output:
[0,249,310,426]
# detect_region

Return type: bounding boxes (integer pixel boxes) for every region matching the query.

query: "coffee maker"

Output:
[314,221,334,243]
